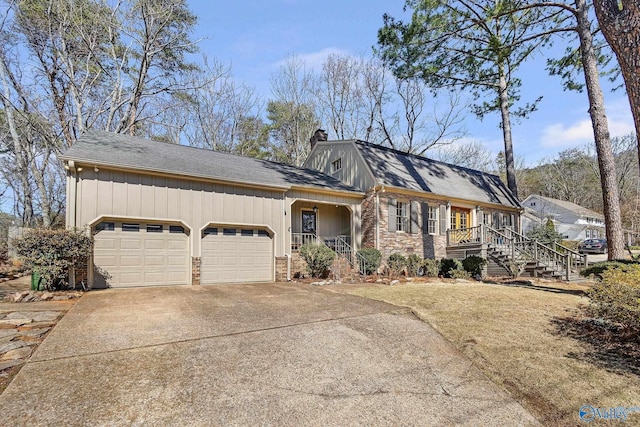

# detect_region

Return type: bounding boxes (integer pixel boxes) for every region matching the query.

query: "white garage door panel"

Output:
[93,222,189,288]
[201,230,273,284]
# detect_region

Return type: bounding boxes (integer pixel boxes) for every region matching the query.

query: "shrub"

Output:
[450,268,471,279]
[462,255,487,278]
[422,258,440,277]
[560,240,580,252]
[299,243,336,278]
[406,254,422,277]
[587,264,640,331]
[439,258,464,278]
[580,260,638,280]
[387,253,407,276]
[13,228,93,290]
[357,248,381,275]
[526,219,563,244]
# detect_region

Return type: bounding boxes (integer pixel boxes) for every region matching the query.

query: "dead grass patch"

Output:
[343,279,640,426]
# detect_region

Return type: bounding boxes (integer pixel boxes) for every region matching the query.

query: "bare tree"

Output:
[315,54,362,140]
[0,0,203,227]
[435,140,495,172]
[313,54,465,154]
[267,56,319,166]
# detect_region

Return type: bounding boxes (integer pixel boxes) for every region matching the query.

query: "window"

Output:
[223,228,236,236]
[483,213,490,226]
[428,205,438,234]
[396,201,409,232]
[146,224,163,233]
[331,158,342,172]
[450,209,468,230]
[203,227,218,236]
[241,229,254,236]
[122,223,140,232]
[169,225,185,234]
[530,201,536,207]
[95,222,114,232]
[257,229,270,237]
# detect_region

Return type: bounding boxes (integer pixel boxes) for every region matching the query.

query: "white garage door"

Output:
[93,221,190,288]
[201,226,273,284]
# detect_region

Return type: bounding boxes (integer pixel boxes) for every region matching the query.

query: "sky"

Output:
[187,0,635,167]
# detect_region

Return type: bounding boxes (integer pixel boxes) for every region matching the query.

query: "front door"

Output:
[302,210,317,234]
[450,208,470,230]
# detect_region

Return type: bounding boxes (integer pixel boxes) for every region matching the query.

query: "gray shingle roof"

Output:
[531,195,604,219]
[62,130,361,194]
[354,141,521,208]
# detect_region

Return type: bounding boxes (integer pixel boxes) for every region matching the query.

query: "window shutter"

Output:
[439,205,446,235]
[410,201,419,234]
[388,198,397,232]
[421,202,429,235]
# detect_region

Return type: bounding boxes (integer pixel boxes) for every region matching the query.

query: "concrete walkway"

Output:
[0,283,540,426]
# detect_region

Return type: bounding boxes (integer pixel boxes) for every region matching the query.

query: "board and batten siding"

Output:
[291,202,351,238]
[285,189,362,252]
[70,168,287,257]
[304,142,376,192]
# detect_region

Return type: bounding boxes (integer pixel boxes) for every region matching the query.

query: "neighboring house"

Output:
[63,129,522,288]
[521,195,605,241]
[303,137,522,265]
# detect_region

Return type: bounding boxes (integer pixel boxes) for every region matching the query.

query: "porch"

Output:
[447,225,587,281]
[289,200,354,252]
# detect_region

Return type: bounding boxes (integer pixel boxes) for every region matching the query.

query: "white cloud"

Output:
[271,47,352,73]
[541,107,634,148]
[540,120,594,147]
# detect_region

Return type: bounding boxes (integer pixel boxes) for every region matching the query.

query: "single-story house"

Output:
[62,129,522,288]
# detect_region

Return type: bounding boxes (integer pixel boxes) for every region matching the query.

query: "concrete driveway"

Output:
[0,283,540,426]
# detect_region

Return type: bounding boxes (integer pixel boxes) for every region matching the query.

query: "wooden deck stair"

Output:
[450,225,588,282]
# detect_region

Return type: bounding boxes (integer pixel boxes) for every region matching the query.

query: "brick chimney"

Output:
[310,129,328,150]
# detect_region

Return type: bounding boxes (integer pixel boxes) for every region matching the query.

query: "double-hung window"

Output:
[427,205,438,234]
[396,201,409,232]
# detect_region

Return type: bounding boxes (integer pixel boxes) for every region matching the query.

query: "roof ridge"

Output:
[82,129,333,177]
[353,139,502,179]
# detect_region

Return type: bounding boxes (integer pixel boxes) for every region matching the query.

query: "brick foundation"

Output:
[291,252,309,278]
[191,257,201,285]
[275,256,288,281]
[72,267,88,288]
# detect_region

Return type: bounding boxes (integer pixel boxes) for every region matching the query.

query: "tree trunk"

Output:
[0,55,34,226]
[575,0,625,260]
[593,0,640,169]
[498,64,519,199]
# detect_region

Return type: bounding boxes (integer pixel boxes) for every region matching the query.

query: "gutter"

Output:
[60,158,291,193]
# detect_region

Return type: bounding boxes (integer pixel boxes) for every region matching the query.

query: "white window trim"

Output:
[427,205,438,235]
[396,200,410,233]
[331,157,342,173]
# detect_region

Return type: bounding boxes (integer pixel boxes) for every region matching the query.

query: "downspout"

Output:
[376,185,384,250]
[66,160,78,229]
[65,160,80,287]
[283,195,290,281]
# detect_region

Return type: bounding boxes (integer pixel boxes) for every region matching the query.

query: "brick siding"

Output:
[191,257,201,285]
[361,191,448,266]
[275,256,288,281]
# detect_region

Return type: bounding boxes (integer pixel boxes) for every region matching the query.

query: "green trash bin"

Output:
[31,270,41,291]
